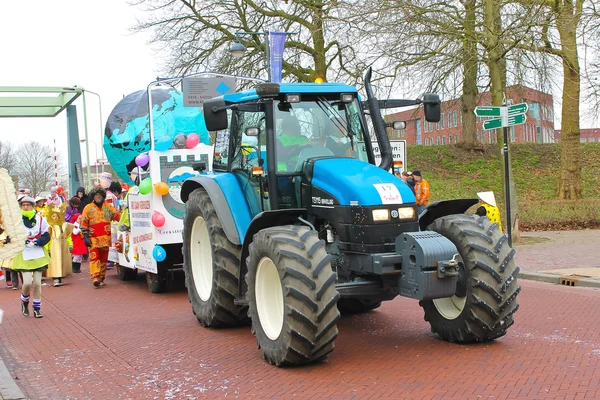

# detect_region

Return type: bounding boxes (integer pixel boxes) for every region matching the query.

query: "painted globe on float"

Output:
[103,88,210,185]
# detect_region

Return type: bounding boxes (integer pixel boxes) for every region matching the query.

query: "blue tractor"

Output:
[180,69,520,366]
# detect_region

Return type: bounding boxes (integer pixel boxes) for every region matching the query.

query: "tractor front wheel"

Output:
[247,225,340,366]
[116,264,137,281]
[420,214,520,343]
[182,188,247,327]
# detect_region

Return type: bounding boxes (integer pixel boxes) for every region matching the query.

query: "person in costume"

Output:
[34,197,48,217]
[70,213,87,274]
[99,172,119,207]
[81,188,120,288]
[475,191,503,232]
[12,196,51,318]
[46,204,73,286]
[46,186,64,207]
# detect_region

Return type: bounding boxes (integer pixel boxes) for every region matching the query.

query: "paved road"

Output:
[0,230,599,399]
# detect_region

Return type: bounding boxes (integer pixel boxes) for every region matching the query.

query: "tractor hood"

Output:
[307,158,416,206]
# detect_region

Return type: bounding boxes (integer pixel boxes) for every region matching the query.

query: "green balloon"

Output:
[139,177,153,195]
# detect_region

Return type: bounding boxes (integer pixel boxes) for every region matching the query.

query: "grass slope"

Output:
[406,143,600,230]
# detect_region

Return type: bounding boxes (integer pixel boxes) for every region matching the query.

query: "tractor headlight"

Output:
[397,207,416,220]
[372,209,390,221]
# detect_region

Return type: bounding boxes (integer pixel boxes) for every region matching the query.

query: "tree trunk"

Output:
[311,4,327,82]
[556,2,582,200]
[460,0,478,145]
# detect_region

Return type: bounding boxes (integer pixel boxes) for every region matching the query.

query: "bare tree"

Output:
[0,141,16,172]
[131,0,385,85]
[14,142,59,197]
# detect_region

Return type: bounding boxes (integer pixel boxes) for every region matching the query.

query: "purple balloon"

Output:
[135,153,149,167]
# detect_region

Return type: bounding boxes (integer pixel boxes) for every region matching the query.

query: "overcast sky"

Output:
[0,1,161,168]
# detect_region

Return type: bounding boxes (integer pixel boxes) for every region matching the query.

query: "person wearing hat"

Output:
[412,170,430,215]
[11,196,51,318]
[80,188,121,288]
[476,191,503,231]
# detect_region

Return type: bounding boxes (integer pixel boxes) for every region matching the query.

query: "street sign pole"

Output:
[502,122,512,247]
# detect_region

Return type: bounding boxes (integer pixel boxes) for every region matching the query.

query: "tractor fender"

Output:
[239,209,307,296]
[181,174,252,245]
[418,198,479,231]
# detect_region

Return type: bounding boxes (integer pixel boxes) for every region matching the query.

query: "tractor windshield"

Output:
[274,97,369,174]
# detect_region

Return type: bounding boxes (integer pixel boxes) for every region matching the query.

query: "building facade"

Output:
[386,86,555,146]
[554,128,600,143]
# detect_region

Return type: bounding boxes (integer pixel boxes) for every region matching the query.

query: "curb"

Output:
[518,271,600,289]
[0,356,25,400]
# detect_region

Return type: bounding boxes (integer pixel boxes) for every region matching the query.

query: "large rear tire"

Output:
[182,188,247,327]
[336,298,382,314]
[116,264,137,281]
[420,214,520,343]
[247,225,340,366]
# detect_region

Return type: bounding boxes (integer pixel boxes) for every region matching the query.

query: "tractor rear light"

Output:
[372,209,390,221]
[285,94,301,103]
[397,207,416,219]
[251,167,264,176]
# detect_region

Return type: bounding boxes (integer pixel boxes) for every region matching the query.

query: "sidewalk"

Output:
[515,228,600,286]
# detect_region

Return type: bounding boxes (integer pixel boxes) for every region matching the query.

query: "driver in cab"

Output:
[276,115,309,172]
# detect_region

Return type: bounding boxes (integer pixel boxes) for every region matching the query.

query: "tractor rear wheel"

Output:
[247,225,340,366]
[420,214,520,343]
[182,188,247,327]
[336,298,382,314]
[116,264,137,281]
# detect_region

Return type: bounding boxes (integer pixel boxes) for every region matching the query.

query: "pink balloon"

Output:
[151,211,166,228]
[185,133,200,149]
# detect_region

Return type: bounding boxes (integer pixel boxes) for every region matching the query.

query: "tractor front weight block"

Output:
[396,232,459,301]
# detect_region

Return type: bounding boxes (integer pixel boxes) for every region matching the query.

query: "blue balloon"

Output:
[152,245,167,262]
[155,135,173,151]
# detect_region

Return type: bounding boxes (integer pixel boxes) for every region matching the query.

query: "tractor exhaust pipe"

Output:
[364,67,393,171]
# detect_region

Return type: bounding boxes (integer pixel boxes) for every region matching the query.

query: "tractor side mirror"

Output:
[423,93,441,123]
[203,98,228,131]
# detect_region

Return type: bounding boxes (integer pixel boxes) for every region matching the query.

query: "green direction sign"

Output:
[483,118,503,130]
[507,114,526,126]
[507,102,528,116]
[474,106,502,117]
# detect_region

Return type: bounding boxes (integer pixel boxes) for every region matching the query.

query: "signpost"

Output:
[474,102,528,246]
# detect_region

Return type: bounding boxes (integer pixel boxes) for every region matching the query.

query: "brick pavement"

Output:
[515,229,600,272]
[0,231,599,399]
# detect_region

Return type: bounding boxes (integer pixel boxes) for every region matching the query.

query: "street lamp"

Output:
[79,139,99,184]
[83,89,104,168]
[81,88,104,189]
[228,31,296,82]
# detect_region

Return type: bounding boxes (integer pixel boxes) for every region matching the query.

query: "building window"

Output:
[436,137,440,145]
[440,113,445,129]
[588,138,595,142]
[510,126,515,143]
[436,122,440,130]
[416,119,422,145]
[580,138,587,143]
[453,111,457,128]
[442,136,446,145]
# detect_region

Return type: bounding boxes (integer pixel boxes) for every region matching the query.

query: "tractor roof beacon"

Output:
[180,68,520,367]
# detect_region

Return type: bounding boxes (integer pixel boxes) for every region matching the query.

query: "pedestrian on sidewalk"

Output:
[12,196,51,318]
[476,191,503,231]
[81,188,120,288]
[412,170,430,215]
[70,213,87,274]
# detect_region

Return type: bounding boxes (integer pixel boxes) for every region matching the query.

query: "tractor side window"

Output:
[212,110,232,171]
[231,109,266,171]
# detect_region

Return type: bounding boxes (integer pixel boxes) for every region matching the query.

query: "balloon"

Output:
[152,245,167,262]
[186,133,200,149]
[155,135,173,151]
[135,153,149,167]
[151,211,166,227]
[139,177,153,195]
[154,182,169,196]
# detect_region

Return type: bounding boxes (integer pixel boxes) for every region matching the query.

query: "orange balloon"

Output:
[154,182,169,196]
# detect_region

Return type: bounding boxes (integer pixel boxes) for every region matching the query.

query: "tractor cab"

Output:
[205,83,373,215]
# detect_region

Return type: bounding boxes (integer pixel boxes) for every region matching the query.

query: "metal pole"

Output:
[84,90,105,173]
[147,83,155,151]
[82,91,92,189]
[264,31,272,82]
[503,126,512,246]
